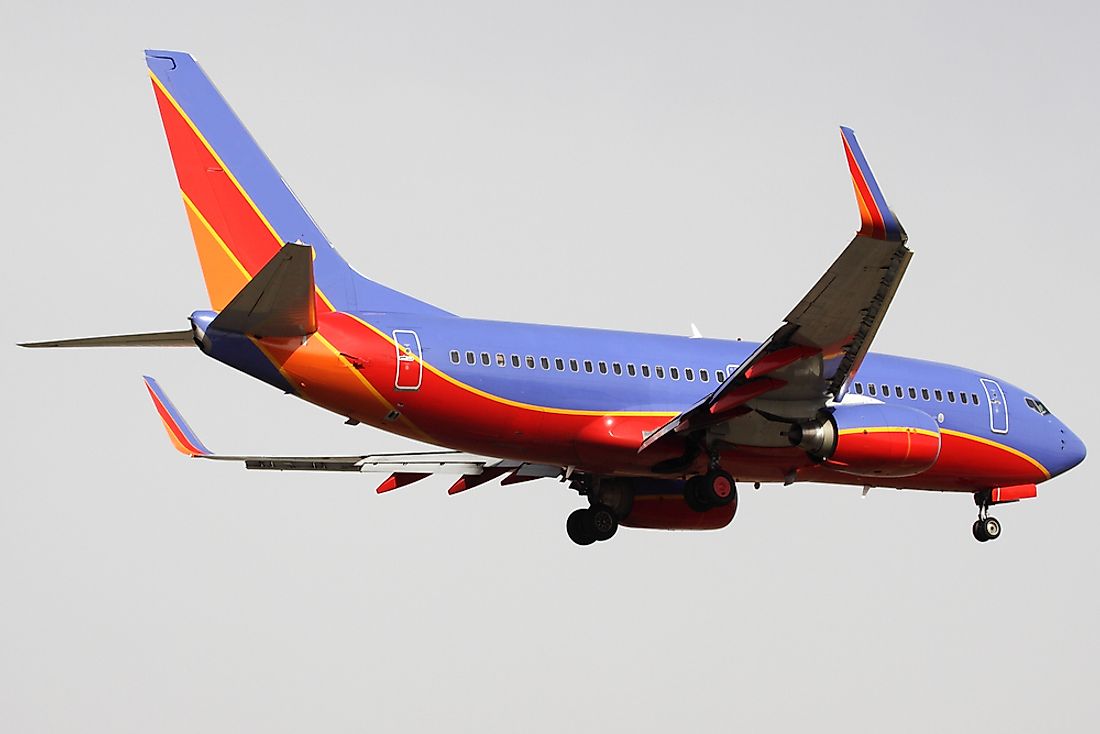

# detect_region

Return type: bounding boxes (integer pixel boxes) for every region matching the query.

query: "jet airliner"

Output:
[21,50,1086,545]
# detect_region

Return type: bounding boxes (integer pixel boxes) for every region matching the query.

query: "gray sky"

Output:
[2,1,1097,731]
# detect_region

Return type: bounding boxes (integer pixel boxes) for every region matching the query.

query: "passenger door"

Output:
[980,378,1008,434]
[393,330,423,390]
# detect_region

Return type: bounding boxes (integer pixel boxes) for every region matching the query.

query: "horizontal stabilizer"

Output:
[209,243,317,337]
[19,329,195,349]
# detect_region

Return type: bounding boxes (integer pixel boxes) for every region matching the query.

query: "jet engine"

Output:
[788,403,941,478]
[596,478,736,530]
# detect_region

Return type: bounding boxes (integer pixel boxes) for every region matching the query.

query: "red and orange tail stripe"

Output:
[840,126,902,241]
[143,376,211,457]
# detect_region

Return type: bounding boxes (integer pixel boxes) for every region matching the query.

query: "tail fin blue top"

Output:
[145,50,451,317]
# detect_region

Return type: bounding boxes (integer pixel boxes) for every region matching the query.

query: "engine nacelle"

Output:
[789,404,941,478]
[598,478,735,531]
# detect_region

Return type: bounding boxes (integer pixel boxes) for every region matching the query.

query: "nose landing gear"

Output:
[972,491,1002,543]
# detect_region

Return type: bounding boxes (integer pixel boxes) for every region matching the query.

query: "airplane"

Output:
[20,50,1086,546]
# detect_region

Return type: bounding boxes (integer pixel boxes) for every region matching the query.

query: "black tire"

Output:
[700,469,737,507]
[567,508,596,546]
[983,516,1001,541]
[588,504,618,542]
[972,519,988,542]
[683,476,710,513]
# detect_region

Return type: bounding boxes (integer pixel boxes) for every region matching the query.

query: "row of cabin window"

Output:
[853,381,980,406]
[449,349,728,383]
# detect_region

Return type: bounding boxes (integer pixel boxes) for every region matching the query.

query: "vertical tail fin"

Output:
[145,50,450,317]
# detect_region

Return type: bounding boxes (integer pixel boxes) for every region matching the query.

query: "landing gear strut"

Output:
[566,504,618,546]
[972,491,1002,543]
[684,468,738,513]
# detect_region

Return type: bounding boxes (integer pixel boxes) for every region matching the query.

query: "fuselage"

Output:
[194,310,1086,493]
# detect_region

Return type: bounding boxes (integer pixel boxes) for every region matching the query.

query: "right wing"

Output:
[641,127,911,452]
[142,376,560,494]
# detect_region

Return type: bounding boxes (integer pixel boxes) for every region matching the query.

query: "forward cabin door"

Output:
[393,330,423,390]
[980,378,1009,434]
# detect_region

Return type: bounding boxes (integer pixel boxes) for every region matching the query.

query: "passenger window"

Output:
[612,362,622,376]
[685,368,695,381]
[540,357,550,370]
[496,353,506,367]
[971,393,980,405]
[641,364,651,378]
[908,387,916,399]
[921,388,929,401]
[934,389,943,401]
[526,355,535,369]
[511,354,521,368]
[569,359,579,372]
[854,382,863,395]
[627,363,637,377]
[479,352,490,366]
[961,392,968,404]
[947,390,956,403]
[598,361,608,375]
[881,384,889,397]
[555,357,564,371]
[656,366,665,379]
[670,367,680,380]
[466,351,475,365]
[895,386,903,398]
[584,360,593,373]
[868,383,877,396]
[716,370,725,382]
[700,369,709,383]
[449,350,460,364]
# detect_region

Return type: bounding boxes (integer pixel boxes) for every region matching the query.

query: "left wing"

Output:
[143,376,560,494]
[641,127,910,451]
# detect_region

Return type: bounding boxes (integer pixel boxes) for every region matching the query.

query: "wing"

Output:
[641,127,910,452]
[143,376,561,494]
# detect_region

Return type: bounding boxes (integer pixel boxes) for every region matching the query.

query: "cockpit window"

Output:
[1025,397,1051,415]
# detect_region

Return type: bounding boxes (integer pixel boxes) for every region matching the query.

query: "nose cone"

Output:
[1054,424,1086,476]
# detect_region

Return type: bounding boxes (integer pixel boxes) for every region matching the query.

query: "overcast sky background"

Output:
[2,1,1097,731]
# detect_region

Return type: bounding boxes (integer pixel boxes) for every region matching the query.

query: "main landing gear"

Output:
[566,505,618,546]
[684,468,738,513]
[972,490,1002,543]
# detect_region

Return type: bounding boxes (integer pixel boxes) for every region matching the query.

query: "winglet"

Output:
[143,376,212,457]
[840,127,904,242]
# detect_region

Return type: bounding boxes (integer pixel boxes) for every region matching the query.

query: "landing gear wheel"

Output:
[972,516,1002,542]
[683,476,710,513]
[972,519,986,542]
[567,508,596,546]
[588,504,619,542]
[982,516,1001,541]
[700,469,737,507]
